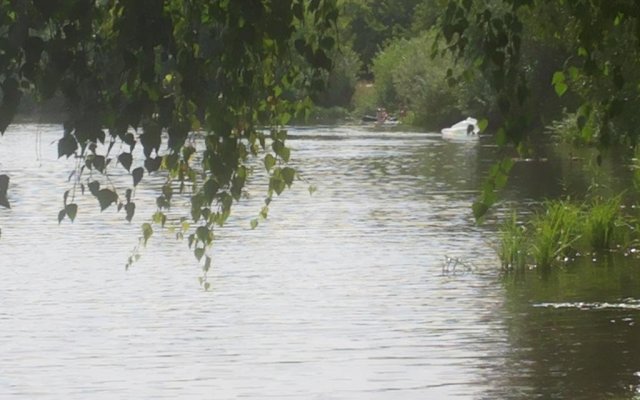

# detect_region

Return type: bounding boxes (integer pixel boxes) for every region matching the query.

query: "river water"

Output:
[0,124,639,399]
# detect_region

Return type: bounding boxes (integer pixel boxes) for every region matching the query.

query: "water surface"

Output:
[1,125,639,399]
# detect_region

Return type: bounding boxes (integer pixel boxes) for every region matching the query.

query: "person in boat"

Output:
[376,107,388,124]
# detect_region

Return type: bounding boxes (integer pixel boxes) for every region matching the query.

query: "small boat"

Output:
[441,117,480,140]
[362,114,399,126]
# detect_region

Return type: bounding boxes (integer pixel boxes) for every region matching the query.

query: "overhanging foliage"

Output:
[0,0,337,280]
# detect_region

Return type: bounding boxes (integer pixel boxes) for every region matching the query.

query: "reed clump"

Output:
[498,195,636,271]
[497,212,528,270]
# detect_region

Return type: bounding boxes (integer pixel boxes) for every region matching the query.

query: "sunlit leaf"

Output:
[552,71,568,97]
[264,154,276,171]
[142,223,153,245]
[153,211,167,227]
[270,176,286,195]
[478,119,489,132]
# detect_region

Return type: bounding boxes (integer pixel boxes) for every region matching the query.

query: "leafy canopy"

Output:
[0,0,337,277]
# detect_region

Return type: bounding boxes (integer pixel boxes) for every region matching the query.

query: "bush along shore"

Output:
[498,194,640,271]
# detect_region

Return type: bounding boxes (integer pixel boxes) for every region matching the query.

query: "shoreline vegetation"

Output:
[498,195,640,272]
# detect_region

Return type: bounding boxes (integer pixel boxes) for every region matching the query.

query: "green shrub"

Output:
[352,82,378,118]
[312,46,362,109]
[370,29,495,130]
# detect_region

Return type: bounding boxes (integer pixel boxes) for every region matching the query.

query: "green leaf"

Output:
[142,222,153,246]
[144,156,162,173]
[162,183,173,201]
[88,180,100,196]
[203,255,212,272]
[58,208,66,224]
[142,223,153,245]
[270,176,286,195]
[281,167,296,187]
[97,189,118,211]
[0,175,9,208]
[554,82,568,97]
[194,247,205,261]
[58,134,77,158]
[65,203,78,222]
[93,155,106,173]
[203,179,219,202]
[125,202,135,222]
[152,211,167,227]
[264,154,276,171]
[250,219,258,229]
[118,152,133,172]
[196,226,211,244]
[132,167,144,187]
[472,200,490,221]
[272,141,291,162]
[552,71,568,97]
[478,119,489,132]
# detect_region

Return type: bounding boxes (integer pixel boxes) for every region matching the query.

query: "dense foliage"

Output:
[438,0,640,218]
[0,0,337,279]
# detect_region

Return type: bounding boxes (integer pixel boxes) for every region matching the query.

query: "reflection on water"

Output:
[496,255,640,400]
[0,125,639,399]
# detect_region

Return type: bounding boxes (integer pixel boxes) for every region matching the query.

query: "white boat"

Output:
[441,117,480,140]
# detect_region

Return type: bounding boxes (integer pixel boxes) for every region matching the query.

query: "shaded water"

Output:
[0,125,639,399]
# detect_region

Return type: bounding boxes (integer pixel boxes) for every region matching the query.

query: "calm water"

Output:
[1,124,639,399]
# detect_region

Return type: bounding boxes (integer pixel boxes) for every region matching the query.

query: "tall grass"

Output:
[582,195,622,250]
[497,195,634,270]
[529,200,581,269]
[498,212,528,270]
